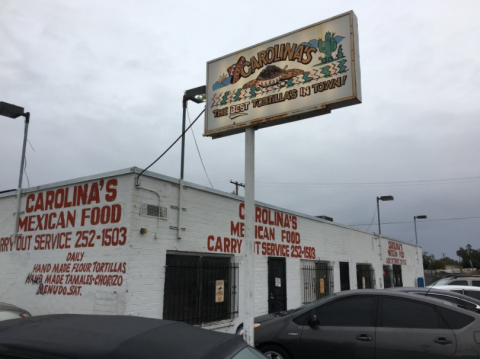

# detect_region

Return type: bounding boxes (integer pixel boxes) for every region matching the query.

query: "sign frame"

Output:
[204,11,361,139]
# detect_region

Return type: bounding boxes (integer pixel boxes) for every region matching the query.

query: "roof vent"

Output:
[316,215,333,222]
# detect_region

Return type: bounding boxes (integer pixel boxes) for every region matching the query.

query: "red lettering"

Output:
[292,216,297,230]
[105,179,118,202]
[224,237,231,252]
[26,194,35,213]
[111,204,122,223]
[88,183,101,204]
[255,207,262,223]
[19,216,28,231]
[214,237,222,252]
[207,235,214,251]
[54,189,65,209]
[261,209,268,224]
[91,207,100,225]
[34,193,44,212]
[231,221,240,236]
[45,191,55,210]
[268,209,275,225]
[77,185,88,206]
[64,188,72,208]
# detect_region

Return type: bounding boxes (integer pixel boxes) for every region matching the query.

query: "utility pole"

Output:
[230,180,245,195]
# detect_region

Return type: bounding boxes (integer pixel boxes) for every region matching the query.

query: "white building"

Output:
[0,167,424,332]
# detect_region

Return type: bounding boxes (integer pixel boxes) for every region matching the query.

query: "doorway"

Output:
[268,257,287,313]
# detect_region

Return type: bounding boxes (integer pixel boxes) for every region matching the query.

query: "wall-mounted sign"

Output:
[215,280,225,303]
[205,11,361,138]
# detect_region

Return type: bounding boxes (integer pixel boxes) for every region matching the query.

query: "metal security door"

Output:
[268,257,287,313]
[201,257,230,323]
[340,262,350,291]
[393,265,403,287]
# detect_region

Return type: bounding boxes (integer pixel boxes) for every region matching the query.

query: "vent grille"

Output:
[141,203,167,218]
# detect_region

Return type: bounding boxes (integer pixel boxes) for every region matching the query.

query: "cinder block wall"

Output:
[0,169,423,333]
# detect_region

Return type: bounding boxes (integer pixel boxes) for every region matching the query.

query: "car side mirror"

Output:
[308,314,320,328]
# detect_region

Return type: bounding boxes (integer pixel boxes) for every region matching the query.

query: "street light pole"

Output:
[376,195,394,235]
[413,215,427,246]
[178,86,206,240]
[376,195,394,266]
[413,215,427,286]
[0,102,30,243]
[180,86,206,181]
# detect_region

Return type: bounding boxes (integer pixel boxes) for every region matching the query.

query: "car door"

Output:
[299,295,376,359]
[376,296,456,359]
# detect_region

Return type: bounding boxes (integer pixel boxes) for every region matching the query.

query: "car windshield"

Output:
[430,278,454,286]
[232,347,268,359]
[276,293,337,316]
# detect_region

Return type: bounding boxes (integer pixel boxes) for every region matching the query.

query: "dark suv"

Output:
[246,290,480,359]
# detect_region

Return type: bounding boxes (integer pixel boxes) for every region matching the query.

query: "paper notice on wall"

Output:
[362,277,366,289]
[319,278,325,294]
[215,280,224,303]
[275,277,281,287]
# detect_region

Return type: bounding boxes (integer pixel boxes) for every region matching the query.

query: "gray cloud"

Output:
[1,0,479,261]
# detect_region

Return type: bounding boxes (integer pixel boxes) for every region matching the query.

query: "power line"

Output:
[365,206,377,232]
[255,175,480,188]
[230,180,245,195]
[349,216,480,227]
[187,108,213,189]
[136,109,205,180]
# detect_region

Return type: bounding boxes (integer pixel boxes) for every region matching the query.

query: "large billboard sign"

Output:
[204,11,361,138]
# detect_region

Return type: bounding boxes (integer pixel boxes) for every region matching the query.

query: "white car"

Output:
[430,275,480,287]
[0,302,31,321]
[432,285,480,301]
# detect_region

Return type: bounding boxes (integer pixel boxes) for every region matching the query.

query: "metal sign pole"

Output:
[243,127,255,346]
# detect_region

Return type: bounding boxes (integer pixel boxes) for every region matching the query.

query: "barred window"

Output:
[301,262,334,304]
[356,264,375,289]
[163,254,239,325]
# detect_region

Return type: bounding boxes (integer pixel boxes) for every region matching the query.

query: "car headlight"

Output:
[236,323,261,335]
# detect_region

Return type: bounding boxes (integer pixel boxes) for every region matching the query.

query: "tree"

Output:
[457,245,480,268]
[422,251,435,269]
[428,260,445,270]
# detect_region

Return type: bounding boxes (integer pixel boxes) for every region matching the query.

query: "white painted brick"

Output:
[0,170,424,333]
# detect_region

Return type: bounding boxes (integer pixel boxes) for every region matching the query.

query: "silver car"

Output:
[0,302,31,321]
[430,275,480,287]
[242,289,480,359]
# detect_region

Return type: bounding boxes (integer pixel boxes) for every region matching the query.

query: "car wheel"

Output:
[260,345,291,359]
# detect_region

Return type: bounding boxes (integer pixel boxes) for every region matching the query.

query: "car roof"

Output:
[0,302,30,314]
[434,285,480,291]
[392,286,480,296]
[0,314,248,359]
[302,289,470,312]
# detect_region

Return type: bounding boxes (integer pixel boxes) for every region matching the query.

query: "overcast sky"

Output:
[1,0,479,261]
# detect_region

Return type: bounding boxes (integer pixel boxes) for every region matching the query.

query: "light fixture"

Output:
[185,86,207,104]
[376,195,394,235]
[0,102,25,118]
